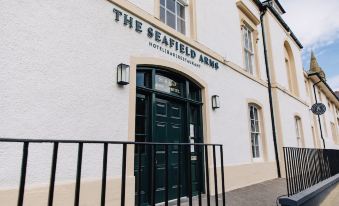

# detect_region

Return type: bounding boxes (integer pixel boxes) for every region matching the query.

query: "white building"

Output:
[0,0,338,205]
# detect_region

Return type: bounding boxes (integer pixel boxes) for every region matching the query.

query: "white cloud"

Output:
[281,0,339,50]
[327,75,339,92]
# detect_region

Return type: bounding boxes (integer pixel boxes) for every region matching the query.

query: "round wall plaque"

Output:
[311,103,326,115]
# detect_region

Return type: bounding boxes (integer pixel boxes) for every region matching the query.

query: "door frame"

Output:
[127,57,211,144]
[126,57,212,205]
[134,66,204,204]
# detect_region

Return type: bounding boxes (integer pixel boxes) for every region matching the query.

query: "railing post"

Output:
[177,144,182,206]
[74,143,83,206]
[164,144,169,206]
[101,143,108,206]
[137,144,142,206]
[120,144,127,206]
[313,149,318,184]
[151,144,156,206]
[17,142,29,206]
[283,148,290,197]
[48,142,59,206]
[197,145,202,206]
[212,145,218,206]
[219,145,226,206]
[187,144,193,206]
[204,145,211,206]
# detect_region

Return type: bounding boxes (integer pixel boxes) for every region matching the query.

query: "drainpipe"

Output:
[309,73,326,149]
[260,8,281,178]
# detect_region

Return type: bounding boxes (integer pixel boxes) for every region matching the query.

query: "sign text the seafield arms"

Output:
[113,8,219,70]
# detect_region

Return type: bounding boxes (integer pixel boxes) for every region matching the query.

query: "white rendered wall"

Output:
[128,0,269,82]
[128,0,154,15]
[267,14,307,101]
[0,0,277,188]
[0,0,132,188]
[276,90,314,148]
[304,79,339,149]
[195,0,244,66]
[265,12,318,149]
[316,89,339,149]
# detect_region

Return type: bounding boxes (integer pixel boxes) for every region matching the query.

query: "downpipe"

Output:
[260,9,281,178]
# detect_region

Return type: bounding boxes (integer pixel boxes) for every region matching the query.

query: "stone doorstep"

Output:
[279,174,339,206]
[155,195,223,206]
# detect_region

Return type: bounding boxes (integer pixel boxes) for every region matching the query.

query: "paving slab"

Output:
[160,178,286,206]
[225,178,286,206]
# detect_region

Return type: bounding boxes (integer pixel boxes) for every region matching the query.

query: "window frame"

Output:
[160,0,187,34]
[242,24,255,74]
[249,104,263,161]
[285,58,293,92]
[330,122,338,144]
[284,41,300,96]
[294,116,303,147]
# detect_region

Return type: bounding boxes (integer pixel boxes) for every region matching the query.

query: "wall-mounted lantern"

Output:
[211,95,220,109]
[117,63,130,85]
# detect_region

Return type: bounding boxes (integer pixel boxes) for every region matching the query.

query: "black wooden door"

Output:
[134,68,204,205]
[153,97,187,203]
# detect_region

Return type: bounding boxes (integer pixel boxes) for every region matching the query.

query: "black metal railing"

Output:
[283,147,339,196]
[0,138,226,206]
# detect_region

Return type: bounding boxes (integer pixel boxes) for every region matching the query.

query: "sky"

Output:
[279,0,339,91]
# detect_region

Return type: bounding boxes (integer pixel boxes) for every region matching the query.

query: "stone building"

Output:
[0,0,338,205]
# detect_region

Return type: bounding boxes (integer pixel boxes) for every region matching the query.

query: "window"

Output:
[331,122,338,143]
[311,126,317,148]
[160,0,186,34]
[285,58,293,91]
[243,25,255,74]
[304,80,308,96]
[295,116,303,147]
[317,90,322,101]
[249,105,261,159]
[284,42,299,96]
[155,73,183,96]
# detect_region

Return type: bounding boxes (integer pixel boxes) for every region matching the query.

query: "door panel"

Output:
[154,97,186,203]
[134,94,150,205]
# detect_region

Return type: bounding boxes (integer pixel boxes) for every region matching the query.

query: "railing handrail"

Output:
[0,137,222,146]
[283,146,338,151]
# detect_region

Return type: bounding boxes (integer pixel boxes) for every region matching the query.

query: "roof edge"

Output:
[308,72,339,102]
[251,0,303,49]
[262,2,303,49]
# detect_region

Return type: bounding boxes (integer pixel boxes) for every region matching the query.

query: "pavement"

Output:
[163,178,287,206]
[225,178,286,206]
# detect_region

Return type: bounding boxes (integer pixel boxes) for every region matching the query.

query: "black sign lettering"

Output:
[169,38,175,48]
[162,35,169,46]
[113,8,122,22]
[123,14,133,28]
[147,27,154,38]
[113,7,220,70]
[135,20,143,33]
[155,31,161,42]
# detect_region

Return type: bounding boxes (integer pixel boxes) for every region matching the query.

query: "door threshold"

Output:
[155,196,193,206]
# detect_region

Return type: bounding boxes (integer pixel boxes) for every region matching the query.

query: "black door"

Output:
[135,67,203,205]
[153,97,186,203]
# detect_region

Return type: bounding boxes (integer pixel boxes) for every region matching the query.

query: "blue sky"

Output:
[280,0,339,91]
